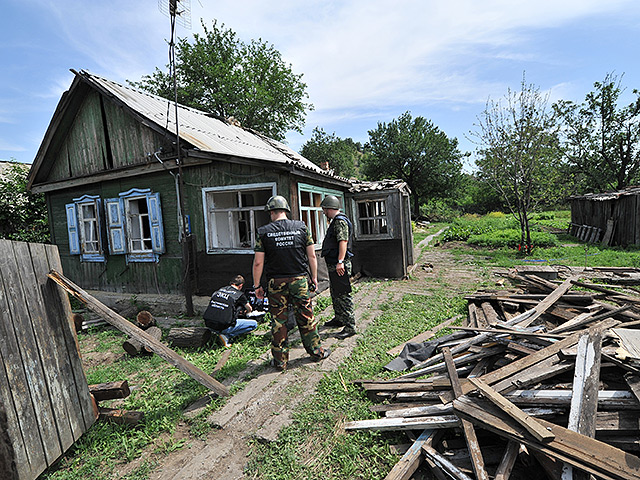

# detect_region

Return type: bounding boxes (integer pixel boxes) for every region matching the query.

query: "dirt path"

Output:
[124,237,485,479]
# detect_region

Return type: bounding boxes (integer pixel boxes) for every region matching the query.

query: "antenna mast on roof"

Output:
[159,0,195,315]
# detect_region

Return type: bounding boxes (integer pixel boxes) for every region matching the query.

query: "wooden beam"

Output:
[384,429,435,480]
[421,444,475,480]
[47,270,229,397]
[494,441,520,480]
[469,378,554,443]
[453,396,640,480]
[442,347,489,480]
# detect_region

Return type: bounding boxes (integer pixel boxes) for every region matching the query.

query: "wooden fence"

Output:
[0,239,96,480]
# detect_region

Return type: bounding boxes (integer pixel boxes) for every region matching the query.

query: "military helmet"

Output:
[265,195,291,212]
[320,195,341,210]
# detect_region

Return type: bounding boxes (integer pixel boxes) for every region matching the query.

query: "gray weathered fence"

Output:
[0,239,96,479]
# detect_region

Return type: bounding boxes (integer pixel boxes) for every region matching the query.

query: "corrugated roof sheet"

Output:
[349,178,411,195]
[80,70,334,177]
[570,186,640,201]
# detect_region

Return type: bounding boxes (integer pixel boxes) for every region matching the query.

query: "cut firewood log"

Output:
[123,326,162,356]
[136,310,156,329]
[167,327,212,348]
[88,380,130,401]
[98,407,144,426]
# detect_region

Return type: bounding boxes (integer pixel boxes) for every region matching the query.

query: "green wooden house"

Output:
[27,70,412,296]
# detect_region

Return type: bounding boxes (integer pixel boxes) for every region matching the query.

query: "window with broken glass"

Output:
[357,199,388,236]
[203,183,275,252]
[298,184,344,245]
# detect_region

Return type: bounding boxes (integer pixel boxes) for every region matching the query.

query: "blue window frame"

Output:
[65,194,105,262]
[105,188,165,262]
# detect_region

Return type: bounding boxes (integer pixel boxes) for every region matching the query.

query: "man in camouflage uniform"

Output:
[320,195,356,338]
[252,195,330,371]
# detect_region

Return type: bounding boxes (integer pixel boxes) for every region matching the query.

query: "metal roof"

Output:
[349,178,411,195]
[79,70,333,177]
[570,186,640,201]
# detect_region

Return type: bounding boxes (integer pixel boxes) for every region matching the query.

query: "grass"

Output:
[245,284,467,479]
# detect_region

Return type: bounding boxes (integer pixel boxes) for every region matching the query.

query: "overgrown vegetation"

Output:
[0,160,49,243]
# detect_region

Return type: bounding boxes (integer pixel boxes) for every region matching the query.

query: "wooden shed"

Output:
[0,239,96,480]
[570,187,640,246]
[27,70,413,297]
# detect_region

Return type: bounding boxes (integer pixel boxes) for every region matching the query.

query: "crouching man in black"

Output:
[204,275,257,347]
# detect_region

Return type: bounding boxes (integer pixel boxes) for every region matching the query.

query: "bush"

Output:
[468,228,558,248]
[441,213,517,242]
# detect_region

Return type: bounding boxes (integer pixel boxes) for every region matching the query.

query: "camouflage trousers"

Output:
[267,276,324,369]
[327,260,356,332]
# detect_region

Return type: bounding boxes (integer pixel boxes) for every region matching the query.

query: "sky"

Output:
[3,0,640,172]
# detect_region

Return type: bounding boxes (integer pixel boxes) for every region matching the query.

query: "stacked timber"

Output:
[349,271,640,480]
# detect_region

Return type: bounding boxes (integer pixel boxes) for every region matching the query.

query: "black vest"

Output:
[257,219,310,278]
[321,213,354,264]
[203,285,244,331]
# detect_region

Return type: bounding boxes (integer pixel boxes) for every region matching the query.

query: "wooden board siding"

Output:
[102,99,164,170]
[0,240,96,480]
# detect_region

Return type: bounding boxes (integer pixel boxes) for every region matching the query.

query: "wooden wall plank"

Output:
[0,241,48,478]
[43,244,97,431]
[11,242,75,452]
[1,242,62,464]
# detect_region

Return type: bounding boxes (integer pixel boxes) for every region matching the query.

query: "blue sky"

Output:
[3,0,640,172]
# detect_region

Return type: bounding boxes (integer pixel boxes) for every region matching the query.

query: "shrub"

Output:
[467,228,558,248]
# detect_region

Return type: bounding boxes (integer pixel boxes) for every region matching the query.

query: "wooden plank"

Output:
[0,273,36,480]
[0,242,60,468]
[494,441,520,480]
[510,275,580,328]
[469,378,554,442]
[43,244,97,432]
[567,331,602,438]
[460,320,618,397]
[211,349,232,377]
[453,396,640,480]
[344,415,460,432]
[384,429,435,480]
[47,270,229,397]
[442,347,489,480]
[15,242,76,454]
[421,444,474,480]
[450,326,566,339]
[624,373,640,402]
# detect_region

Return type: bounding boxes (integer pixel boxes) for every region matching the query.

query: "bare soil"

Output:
[107,237,487,479]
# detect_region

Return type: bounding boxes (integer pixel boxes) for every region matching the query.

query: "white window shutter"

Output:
[65,203,80,255]
[146,192,165,254]
[105,198,127,254]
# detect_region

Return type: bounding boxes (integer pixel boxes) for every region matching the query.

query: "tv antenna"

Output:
[158,0,192,30]
[158,0,194,315]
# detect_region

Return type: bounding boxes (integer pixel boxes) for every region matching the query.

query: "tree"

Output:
[554,73,640,192]
[0,161,49,243]
[130,20,313,141]
[299,127,361,178]
[470,76,563,254]
[362,111,463,216]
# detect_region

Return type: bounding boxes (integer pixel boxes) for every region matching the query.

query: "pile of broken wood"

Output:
[348,269,640,480]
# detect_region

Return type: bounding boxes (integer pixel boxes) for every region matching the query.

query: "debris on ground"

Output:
[350,268,640,480]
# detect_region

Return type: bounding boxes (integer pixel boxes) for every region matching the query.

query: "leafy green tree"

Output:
[470,77,564,254]
[130,20,313,141]
[362,111,463,216]
[299,127,361,178]
[554,73,640,192]
[0,161,49,243]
